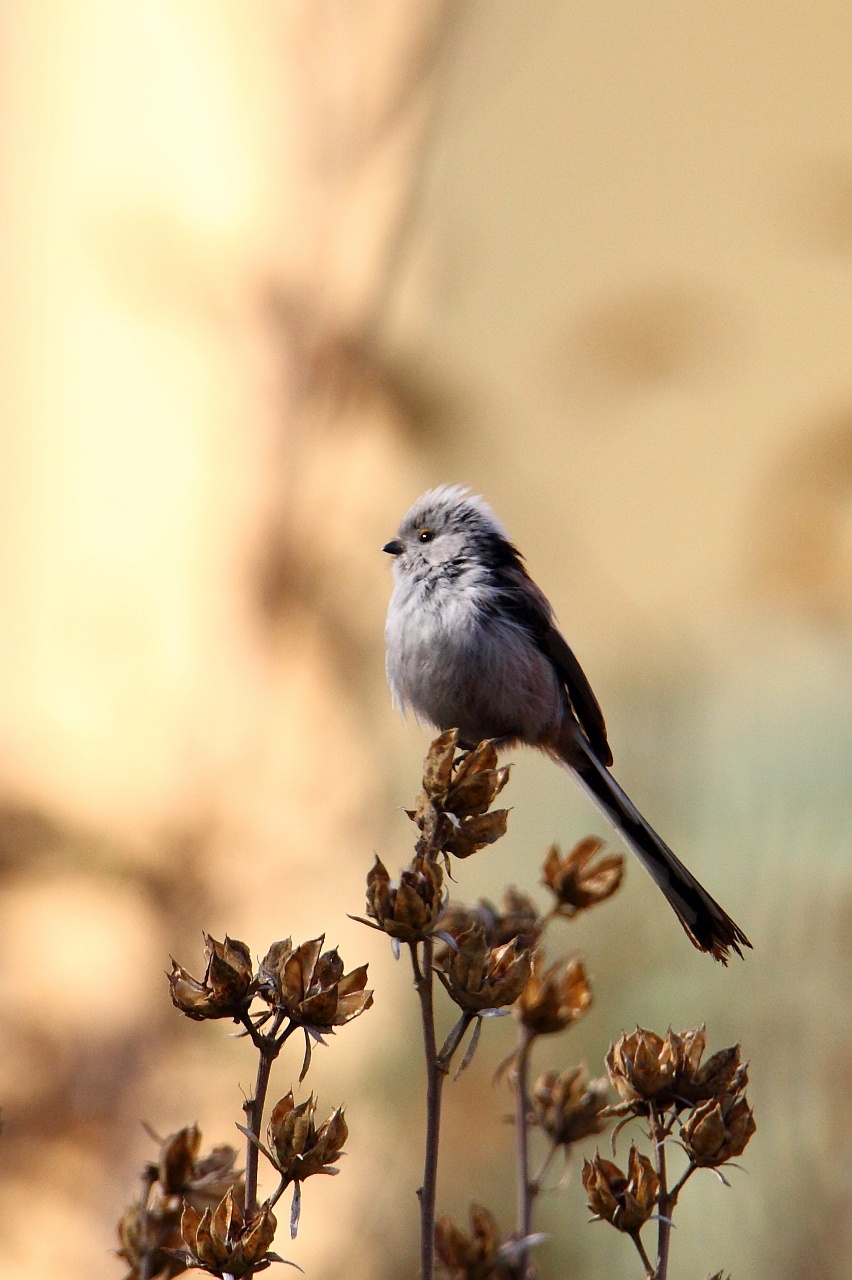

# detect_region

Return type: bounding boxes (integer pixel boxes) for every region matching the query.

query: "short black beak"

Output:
[382,539,404,556]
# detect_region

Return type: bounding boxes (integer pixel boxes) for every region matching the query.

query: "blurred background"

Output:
[0,2,850,1276]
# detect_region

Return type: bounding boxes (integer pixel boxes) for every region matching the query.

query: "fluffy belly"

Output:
[387,599,562,747]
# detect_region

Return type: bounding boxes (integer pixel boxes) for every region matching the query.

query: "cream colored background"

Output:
[0,4,849,1278]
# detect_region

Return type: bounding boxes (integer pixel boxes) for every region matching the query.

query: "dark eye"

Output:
[418,528,434,543]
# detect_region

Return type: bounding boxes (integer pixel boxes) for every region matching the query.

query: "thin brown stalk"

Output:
[242,1010,288,1216]
[631,1229,655,1279]
[667,1160,697,1207]
[410,936,443,1280]
[436,1011,473,1072]
[514,1028,535,1278]
[650,1105,673,1280]
[531,1140,559,1197]
[137,1165,158,1280]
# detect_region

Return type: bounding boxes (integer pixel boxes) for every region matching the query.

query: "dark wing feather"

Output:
[484,540,612,766]
[539,625,612,765]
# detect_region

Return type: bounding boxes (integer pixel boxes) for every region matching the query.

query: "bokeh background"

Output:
[1,2,851,1276]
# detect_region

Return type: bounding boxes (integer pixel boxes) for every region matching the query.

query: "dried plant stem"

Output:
[137,1165,158,1280]
[668,1162,697,1205]
[242,1009,288,1216]
[532,1140,559,1196]
[437,1011,474,1072]
[514,1028,535,1278]
[650,1106,673,1280]
[631,1230,655,1279]
[410,937,444,1280]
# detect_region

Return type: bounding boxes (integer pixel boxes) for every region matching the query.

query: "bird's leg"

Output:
[455,734,514,766]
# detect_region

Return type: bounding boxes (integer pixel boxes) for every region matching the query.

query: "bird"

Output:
[382,484,750,963]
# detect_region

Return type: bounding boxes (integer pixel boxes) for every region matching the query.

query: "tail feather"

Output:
[555,734,750,964]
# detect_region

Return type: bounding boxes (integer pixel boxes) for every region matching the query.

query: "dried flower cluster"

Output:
[531,1066,609,1147]
[605,1025,746,1115]
[119,730,754,1280]
[170,933,372,1041]
[437,886,543,953]
[117,1125,246,1280]
[435,1203,530,1280]
[579,1025,756,1275]
[179,1191,278,1278]
[265,1092,348,1182]
[408,730,511,859]
[119,926,372,1278]
[541,837,624,917]
[362,853,445,942]
[582,1145,659,1235]
[256,936,372,1033]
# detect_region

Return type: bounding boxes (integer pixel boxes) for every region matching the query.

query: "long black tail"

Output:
[556,732,750,963]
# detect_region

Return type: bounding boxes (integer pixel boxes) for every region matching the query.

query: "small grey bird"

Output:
[383,484,750,963]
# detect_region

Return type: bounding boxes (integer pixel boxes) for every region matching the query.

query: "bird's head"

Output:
[383,485,513,578]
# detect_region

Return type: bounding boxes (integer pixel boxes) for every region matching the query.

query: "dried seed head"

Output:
[435,1202,517,1279]
[180,1190,277,1277]
[157,1124,202,1195]
[410,732,512,859]
[541,838,624,915]
[257,936,372,1032]
[516,954,592,1036]
[439,926,533,1014]
[605,1028,678,1107]
[365,854,445,942]
[684,1044,746,1104]
[169,935,253,1022]
[606,1026,747,1114]
[155,1125,243,1216]
[531,1066,609,1146]
[116,1127,245,1280]
[437,887,542,954]
[680,1092,756,1167]
[582,1146,659,1234]
[267,1092,348,1181]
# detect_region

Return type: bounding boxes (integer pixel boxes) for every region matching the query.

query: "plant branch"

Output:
[631,1229,655,1279]
[411,936,443,1280]
[667,1159,697,1207]
[137,1164,158,1280]
[514,1028,535,1279]
[243,1009,289,1216]
[436,1011,473,1072]
[650,1106,673,1280]
[531,1140,560,1197]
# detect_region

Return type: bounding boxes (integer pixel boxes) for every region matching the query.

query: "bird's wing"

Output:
[492,555,613,766]
[539,624,612,765]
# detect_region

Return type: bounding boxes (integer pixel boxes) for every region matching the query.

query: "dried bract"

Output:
[582,1146,659,1234]
[606,1028,678,1107]
[435,1202,519,1279]
[410,731,511,859]
[531,1066,609,1146]
[117,1128,244,1280]
[169,935,253,1021]
[157,1125,243,1215]
[439,926,532,1014]
[180,1190,277,1277]
[117,1202,185,1280]
[516,954,592,1036]
[258,936,372,1031]
[606,1026,747,1112]
[680,1092,756,1167]
[437,887,542,953]
[267,1092,348,1181]
[541,838,624,915]
[364,854,444,942]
